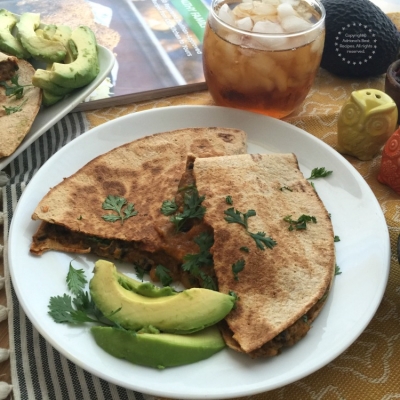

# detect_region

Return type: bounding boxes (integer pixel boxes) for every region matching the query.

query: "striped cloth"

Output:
[2,113,154,400]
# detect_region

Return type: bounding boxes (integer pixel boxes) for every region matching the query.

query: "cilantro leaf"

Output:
[249,232,277,250]
[3,98,28,115]
[102,195,138,225]
[225,195,233,205]
[224,207,256,229]
[182,232,214,273]
[134,265,148,281]
[182,232,216,290]
[284,214,317,231]
[169,188,206,231]
[155,265,173,286]
[66,262,87,295]
[48,263,121,327]
[199,271,217,291]
[48,294,98,324]
[308,167,333,180]
[160,199,178,216]
[224,207,275,251]
[0,74,32,99]
[232,259,245,281]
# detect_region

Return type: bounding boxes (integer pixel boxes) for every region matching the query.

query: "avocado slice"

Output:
[40,24,71,47]
[17,13,67,63]
[49,25,100,89]
[32,69,75,96]
[0,9,30,59]
[90,260,235,333]
[16,13,67,63]
[91,325,226,369]
[41,89,65,107]
[116,272,178,298]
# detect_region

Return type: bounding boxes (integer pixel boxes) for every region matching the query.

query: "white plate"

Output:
[8,106,390,399]
[0,45,115,170]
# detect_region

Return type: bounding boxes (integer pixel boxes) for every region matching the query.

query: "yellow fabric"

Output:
[85,67,400,399]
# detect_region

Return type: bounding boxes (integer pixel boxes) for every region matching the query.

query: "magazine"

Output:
[0,0,210,110]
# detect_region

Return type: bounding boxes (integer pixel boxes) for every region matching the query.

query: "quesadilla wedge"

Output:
[192,153,336,357]
[30,127,247,283]
[0,51,42,158]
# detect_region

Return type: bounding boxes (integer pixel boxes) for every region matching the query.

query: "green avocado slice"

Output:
[116,272,178,298]
[49,25,100,89]
[32,69,75,96]
[0,9,30,59]
[41,89,65,107]
[91,325,226,369]
[90,260,235,333]
[16,12,67,63]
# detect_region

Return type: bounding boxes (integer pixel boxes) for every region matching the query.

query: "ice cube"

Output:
[237,17,253,31]
[253,2,277,16]
[262,0,280,5]
[280,15,312,32]
[225,31,244,46]
[218,4,236,26]
[310,32,324,54]
[234,3,254,18]
[277,3,297,19]
[253,20,284,34]
[280,0,300,6]
[252,21,288,49]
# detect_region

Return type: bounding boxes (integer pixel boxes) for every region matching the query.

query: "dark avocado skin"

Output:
[320,0,400,77]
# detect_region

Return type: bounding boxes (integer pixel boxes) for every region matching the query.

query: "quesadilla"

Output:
[30,127,247,283]
[192,153,335,356]
[0,51,42,158]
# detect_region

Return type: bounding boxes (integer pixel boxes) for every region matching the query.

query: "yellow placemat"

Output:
[85,67,400,399]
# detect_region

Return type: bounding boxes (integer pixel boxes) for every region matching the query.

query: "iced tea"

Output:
[202,0,325,118]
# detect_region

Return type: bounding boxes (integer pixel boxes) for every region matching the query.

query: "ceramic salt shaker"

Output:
[337,89,398,161]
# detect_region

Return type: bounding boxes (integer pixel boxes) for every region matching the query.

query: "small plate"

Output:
[0,44,115,170]
[8,106,390,399]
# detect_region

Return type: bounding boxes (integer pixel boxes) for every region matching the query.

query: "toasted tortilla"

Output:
[0,52,42,158]
[192,153,335,355]
[30,127,247,259]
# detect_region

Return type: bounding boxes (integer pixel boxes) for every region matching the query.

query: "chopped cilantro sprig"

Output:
[284,214,317,231]
[102,195,138,225]
[3,98,28,115]
[48,261,120,327]
[224,207,276,251]
[164,188,206,231]
[307,167,333,180]
[0,74,32,99]
[182,232,216,290]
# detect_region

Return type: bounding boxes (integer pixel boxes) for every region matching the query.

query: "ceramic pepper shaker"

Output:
[378,127,400,195]
[337,89,398,161]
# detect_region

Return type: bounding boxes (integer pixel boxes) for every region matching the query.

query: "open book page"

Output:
[0,0,210,110]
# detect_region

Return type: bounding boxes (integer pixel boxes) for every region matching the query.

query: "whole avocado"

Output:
[320,0,400,77]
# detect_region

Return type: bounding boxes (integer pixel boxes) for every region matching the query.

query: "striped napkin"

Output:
[1,113,155,400]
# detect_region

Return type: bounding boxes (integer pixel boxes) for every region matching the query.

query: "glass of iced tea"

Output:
[202,0,325,119]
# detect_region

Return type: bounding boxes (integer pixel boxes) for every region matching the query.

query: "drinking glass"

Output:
[202,0,326,119]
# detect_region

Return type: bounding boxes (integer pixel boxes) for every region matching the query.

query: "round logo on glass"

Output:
[334,23,378,67]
